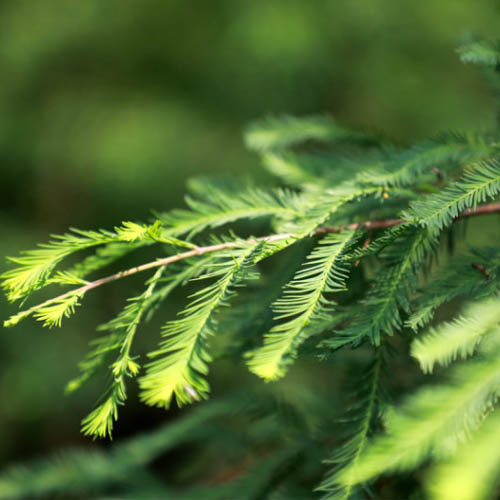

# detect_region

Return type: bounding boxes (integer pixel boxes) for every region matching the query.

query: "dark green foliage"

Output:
[2,39,500,499]
[317,347,387,500]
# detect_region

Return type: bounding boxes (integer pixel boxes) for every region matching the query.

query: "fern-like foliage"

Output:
[411,296,500,373]
[247,230,357,381]
[327,226,440,348]
[404,158,500,229]
[406,247,500,330]
[359,132,494,187]
[261,151,357,191]
[2,37,500,500]
[139,242,260,408]
[157,182,304,239]
[458,39,500,67]
[80,265,171,438]
[139,237,295,408]
[317,347,386,500]
[65,261,206,398]
[340,333,500,484]
[1,229,116,302]
[426,409,500,500]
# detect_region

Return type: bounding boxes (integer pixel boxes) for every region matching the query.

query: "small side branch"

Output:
[5,233,293,325]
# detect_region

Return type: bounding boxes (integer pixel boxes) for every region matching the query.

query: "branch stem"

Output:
[11,233,294,322]
[315,201,500,234]
[11,201,500,322]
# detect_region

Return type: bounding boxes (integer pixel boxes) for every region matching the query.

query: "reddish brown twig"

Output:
[471,262,491,280]
[315,201,500,235]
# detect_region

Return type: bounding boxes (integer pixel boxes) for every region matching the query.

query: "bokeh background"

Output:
[0,0,498,467]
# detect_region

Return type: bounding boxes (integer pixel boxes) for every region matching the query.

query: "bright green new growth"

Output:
[411,296,500,373]
[427,410,500,500]
[2,38,500,500]
[80,265,167,438]
[247,230,357,381]
[140,241,263,408]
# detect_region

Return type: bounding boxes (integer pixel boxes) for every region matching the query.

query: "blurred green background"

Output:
[0,0,498,465]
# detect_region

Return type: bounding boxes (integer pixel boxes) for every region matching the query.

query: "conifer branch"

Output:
[2,36,500,498]
[6,201,500,329]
